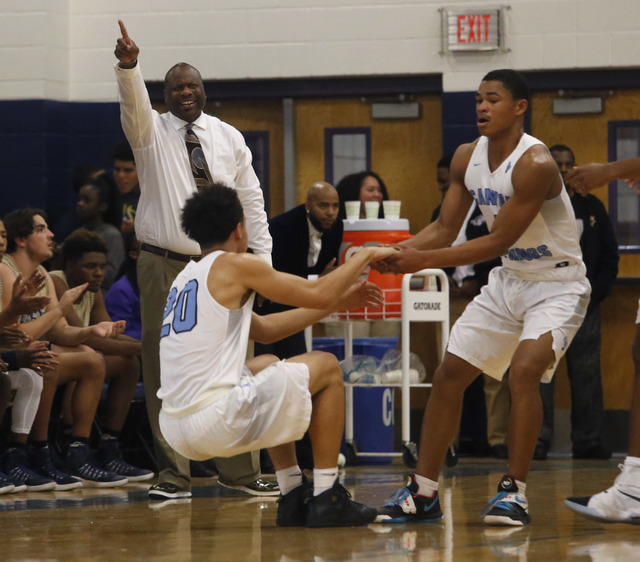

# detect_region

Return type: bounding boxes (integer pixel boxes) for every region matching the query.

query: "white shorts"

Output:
[159,361,312,460]
[448,267,591,383]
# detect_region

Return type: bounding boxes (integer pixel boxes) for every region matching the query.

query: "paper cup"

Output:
[364,201,380,219]
[383,200,401,219]
[345,200,361,220]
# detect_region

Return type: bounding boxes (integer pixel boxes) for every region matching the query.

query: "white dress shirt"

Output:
[307,217,322,268]
[115,63,272,262]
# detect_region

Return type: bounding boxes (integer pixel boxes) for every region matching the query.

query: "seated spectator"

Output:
[50,229,151,481]
[0,209,128,489]
[0,271,58,493]
[105,233,141,341]
[112,140,140,236]
[76,177,125,291]
[336,171,389,220]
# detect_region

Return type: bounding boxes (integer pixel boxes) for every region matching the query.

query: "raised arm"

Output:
[113,20,153,149]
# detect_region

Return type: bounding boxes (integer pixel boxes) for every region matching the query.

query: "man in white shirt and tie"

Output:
[114,20,275,500]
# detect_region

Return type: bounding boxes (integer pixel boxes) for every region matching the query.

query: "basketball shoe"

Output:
[29,444,82,491]
[565,463,640,524]
[66,443,128,488]
[98,439,154,482]
[276,474,312,526]
[376,474,443,524]
[481,474,530,526]
[306,479,377,527]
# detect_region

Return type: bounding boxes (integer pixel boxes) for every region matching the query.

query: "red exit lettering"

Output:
[457,14,492,43]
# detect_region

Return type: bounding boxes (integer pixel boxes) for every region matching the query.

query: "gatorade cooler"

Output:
[338,218,412,319]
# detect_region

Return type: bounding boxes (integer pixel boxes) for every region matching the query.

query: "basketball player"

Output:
[158,184,395,527]
[564,156,640,524]
[374,69,590,526]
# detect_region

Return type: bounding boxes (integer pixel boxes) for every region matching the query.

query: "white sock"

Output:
[624,456,640,470]
[313,468,338,496]
[276,465,303,496]
[515,479,527,501]
[414,474,438,497]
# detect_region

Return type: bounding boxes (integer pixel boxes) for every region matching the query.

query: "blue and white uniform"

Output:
[448,134,591,382]
[158,251,312,460]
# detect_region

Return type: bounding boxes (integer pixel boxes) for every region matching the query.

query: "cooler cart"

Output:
[341,269,449,466]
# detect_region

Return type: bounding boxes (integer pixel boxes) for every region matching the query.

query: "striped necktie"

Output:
[185,126,213,190]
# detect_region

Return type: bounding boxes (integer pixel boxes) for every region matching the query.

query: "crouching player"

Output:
[158,184,395,527]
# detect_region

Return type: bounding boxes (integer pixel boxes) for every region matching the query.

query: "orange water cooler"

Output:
[338,218,412,319]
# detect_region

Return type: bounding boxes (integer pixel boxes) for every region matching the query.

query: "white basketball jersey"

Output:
[158,251,255,410]
[465,133,585,281]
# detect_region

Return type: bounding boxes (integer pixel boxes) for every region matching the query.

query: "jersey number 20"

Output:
[160,279,199,338]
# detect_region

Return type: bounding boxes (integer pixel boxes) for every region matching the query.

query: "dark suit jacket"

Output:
[255,204,344,358]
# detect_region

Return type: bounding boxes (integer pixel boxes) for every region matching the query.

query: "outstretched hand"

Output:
[58,283,88,314]
[565,163,610,195]
[371,246,428,274]
[114,20,139,64]
[625,177,640,194]
[337,280,384,312]
[90,320,126,339]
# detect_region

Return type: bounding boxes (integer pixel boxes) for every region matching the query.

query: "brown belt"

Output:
[140,243,200,263]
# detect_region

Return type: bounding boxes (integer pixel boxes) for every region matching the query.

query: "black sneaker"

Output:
[218,478,279,496]
[29,445,82,491]
[377,474,443,524]
[0,469,19,494]
[276,475,312,527]
[66,444,128,488]
[99,440,154,482]
[148,482,192,500]
[306,479,377,527]
[2,447,56,492]
[481,474,530,526]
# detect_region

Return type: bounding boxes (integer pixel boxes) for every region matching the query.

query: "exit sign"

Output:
[441,6,507,53]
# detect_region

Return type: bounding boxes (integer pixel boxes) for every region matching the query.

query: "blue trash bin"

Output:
[312,337,398,464]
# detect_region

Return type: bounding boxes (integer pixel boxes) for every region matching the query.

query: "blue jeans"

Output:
[538,305,604,451]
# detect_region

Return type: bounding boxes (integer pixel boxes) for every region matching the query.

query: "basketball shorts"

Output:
[159,361,312,460]
[448,267,590,383]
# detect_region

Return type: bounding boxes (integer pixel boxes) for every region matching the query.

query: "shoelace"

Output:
[385,487,412,506]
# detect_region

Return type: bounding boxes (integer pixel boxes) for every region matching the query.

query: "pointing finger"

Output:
[118,20,128,39]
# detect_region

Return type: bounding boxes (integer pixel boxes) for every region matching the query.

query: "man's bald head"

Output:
[305,182,339,233]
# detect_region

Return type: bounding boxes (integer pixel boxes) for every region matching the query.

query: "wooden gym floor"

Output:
[0,456,637,561]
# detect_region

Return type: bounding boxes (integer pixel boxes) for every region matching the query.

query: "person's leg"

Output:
[1,369,55,492]
[506,333,555,482]
[416,354,482,480]
[98,355,153,481]
[565,306,609,458]
[536,377,555,459]
[281,350,377,527]
[103,354,140,431]
[139,251,191,496]
[213,354,278,495]
[565,322,640,523]
[29,348,104,442]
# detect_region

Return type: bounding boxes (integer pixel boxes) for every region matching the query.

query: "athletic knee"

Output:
[312,351,343,385]
[508,363,543,397]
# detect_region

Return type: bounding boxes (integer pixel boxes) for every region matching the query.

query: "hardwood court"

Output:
[0,457,637,560]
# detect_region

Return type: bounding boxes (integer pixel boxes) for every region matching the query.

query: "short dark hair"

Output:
[113,139,134,162]
[482,69,530,103]
[181,184,244,247]
[164,63,203,90]
[62,229,107,266]
[549,144,575,162]
[335,171,390,219]
[437,153,454,170]
[4,208,48,254]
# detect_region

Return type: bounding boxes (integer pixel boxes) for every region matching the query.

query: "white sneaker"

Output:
[565,463,640,524]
